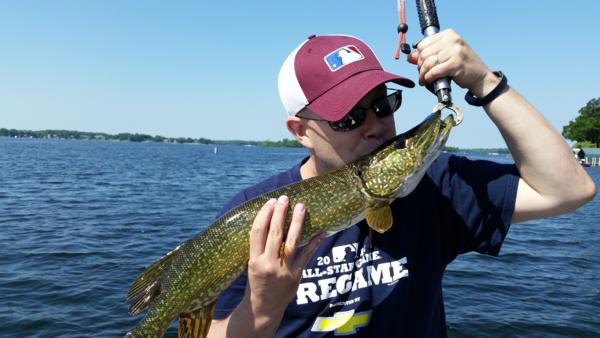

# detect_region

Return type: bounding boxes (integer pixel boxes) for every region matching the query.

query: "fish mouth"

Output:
[392,111,453,198]
[368,110,449,155]
[403,110,453,153]
[398,111,442,150]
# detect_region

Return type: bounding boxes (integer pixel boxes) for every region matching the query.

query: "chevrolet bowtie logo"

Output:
[311,309,372,335]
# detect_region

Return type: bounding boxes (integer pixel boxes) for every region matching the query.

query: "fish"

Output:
[125,111,455,337]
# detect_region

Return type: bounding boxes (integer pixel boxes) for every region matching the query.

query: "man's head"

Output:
[278,34,415,175]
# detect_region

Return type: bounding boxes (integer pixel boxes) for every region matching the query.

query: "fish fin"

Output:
[178,302,216,338]
[365,205,393,234]
[127,280,160,315]
[127,243,184,314]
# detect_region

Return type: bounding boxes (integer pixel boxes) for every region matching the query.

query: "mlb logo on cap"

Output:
[324,45,364,72]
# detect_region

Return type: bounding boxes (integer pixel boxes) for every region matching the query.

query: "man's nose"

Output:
[361,110,387,139]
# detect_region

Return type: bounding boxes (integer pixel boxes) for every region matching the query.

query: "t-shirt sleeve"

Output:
[213,271,248,319]
[215,189,249,219]
[428,153,520,261]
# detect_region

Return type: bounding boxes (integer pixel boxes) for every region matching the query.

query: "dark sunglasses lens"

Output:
[374,91,402,117]
[328,90,401,132]
[329,109,367,131]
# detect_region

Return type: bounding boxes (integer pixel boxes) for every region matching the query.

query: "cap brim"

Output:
[306,70,415,121]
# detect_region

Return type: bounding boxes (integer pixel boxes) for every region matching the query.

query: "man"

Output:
[577,148,586,163]
[204,31,596,337]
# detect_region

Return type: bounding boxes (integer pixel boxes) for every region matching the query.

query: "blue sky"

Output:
[1,0,599,148]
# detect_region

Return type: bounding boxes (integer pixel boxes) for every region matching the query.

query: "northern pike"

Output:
[126,111,455,337]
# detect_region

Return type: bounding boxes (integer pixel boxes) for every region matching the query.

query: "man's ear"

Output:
[286,116,314,150]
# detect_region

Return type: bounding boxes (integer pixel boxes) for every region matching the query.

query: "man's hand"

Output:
[407,29,500,98]
[208,196,324,338]
[244,195,324,331]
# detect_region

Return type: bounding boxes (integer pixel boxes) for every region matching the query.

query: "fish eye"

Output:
[394,137,406,149]
[355,167,364,180]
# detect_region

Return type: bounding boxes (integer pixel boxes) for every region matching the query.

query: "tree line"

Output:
[562,98,600,148]
[0,128,303,147]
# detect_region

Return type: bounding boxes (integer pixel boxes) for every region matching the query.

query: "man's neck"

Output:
[299,157,319,180]
[300,156,342,180]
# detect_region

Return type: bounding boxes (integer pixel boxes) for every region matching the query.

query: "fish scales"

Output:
[184,167,369,305]
[128,167,370,335]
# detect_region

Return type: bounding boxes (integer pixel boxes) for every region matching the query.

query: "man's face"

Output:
[302,85,397,173]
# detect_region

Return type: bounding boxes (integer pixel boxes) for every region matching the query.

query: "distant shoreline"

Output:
[0,127,303,148]
[0,127,509,153]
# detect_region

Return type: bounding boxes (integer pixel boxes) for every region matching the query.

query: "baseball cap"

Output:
[278,34,415,122]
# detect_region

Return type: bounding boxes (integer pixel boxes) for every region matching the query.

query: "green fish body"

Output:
[126,112,454,337]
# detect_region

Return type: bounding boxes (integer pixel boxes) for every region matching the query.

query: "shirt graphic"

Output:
[296,242,409,335]
[311,309,372,336]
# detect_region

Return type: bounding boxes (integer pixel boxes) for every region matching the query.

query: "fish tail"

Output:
[178,303,216,338]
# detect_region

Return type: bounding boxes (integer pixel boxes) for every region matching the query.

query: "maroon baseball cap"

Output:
[278,34,414,121]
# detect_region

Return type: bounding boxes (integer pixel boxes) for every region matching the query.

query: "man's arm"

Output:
[208,196,324,338]
[409,29,596,223]
[477,83,595,222]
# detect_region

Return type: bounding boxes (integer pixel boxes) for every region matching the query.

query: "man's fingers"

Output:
[423,62,451,85]
[265,195,288,257]
[249,198,276,258]
[415,29,455,52]
[283,203,306,263]
[407,52,419,65]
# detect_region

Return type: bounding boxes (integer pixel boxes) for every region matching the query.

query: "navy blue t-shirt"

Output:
[212,153,519,337]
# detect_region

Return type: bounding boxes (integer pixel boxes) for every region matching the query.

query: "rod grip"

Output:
[416,0,440,34]
[416,0,452,104]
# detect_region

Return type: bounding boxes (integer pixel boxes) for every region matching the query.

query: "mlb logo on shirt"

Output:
[331,243,358,263]
[324,45,364,72]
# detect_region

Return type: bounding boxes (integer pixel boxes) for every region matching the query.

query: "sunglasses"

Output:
[297,89,402,132]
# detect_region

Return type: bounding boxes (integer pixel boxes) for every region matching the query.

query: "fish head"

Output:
[354,111,454,200]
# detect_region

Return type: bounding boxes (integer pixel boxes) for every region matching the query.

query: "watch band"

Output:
[464,71,508,106]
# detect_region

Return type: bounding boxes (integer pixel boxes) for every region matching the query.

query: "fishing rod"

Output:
[415,0,462,124]
[395,0,463,125]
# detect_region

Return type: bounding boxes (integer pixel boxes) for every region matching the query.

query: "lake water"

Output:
[1,138,598,337]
